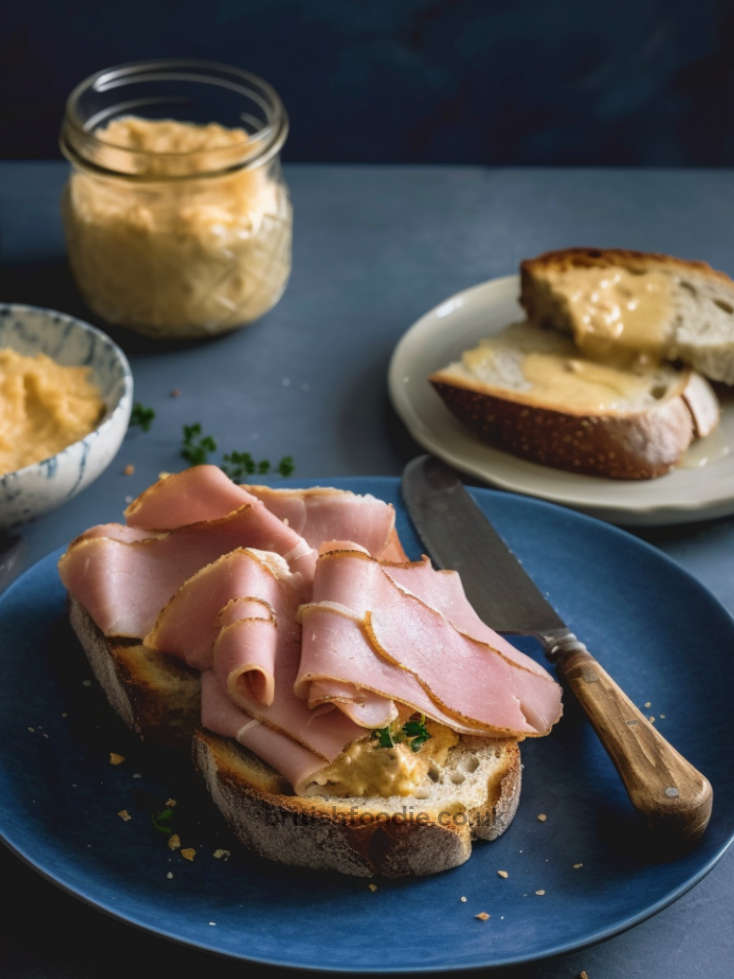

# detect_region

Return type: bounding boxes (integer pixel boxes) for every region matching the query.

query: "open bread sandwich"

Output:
[430,248,732,478]
[59,465,562,877]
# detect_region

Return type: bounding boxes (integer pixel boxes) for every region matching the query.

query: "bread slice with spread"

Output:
[430,321,718,479]
[520,248,734,384]
[430,247,729,479]
[60,466,562,878]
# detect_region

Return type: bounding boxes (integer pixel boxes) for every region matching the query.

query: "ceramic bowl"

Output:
[0,304,133,529]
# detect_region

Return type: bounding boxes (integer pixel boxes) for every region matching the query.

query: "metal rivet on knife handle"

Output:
[547,629,713,844]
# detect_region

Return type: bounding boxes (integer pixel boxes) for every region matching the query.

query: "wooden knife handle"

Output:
[545,631,713,844]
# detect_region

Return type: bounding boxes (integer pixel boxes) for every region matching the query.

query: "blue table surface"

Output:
[1,161,733,978]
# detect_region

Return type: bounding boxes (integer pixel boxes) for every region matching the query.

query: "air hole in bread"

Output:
[427,765,440,782]
[463,756,480,773]
[651,384,669,400]
[451,773,466,785]
[414,789,430,800]
[714,298,734,314]
[680,280,697,296]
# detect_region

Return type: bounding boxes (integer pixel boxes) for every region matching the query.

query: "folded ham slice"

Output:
[247,485,406,560]
[145,548,304,674]
[58,504,315,638]
[298,546,562,738]
[200,670,328,794]
[125,465,255,530]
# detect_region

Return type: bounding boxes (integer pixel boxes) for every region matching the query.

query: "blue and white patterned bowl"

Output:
[0,304,133,529]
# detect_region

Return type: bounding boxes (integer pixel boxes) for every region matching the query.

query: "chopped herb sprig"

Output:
[181,423,217,466]
[371,715,432,753]
[151,806,175,837]
[130,402,155,432]
[181,423,294,479]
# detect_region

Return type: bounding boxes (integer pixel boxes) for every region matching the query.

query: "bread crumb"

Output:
[535,889,546,896]
[168,834,181,851]
[579,971,589,979]
[497,870,509,879]
[180,847,196,862]
[460,896,468,903]
[170,388,181,397]
[649,715,656,724]
[213,848,231,861]
[475,912,490,921]
[660,713,666,719]
[27,726,35,733]
[573,862,584,869]
[644,701,652,708]
[536,812,547,822]
[368,883,378,892]
[123,464,135,476]
[132,773,142,779]
[61,712,68,718]
[166,872,173,879]
[208,921,216,926]
[109,752,125,766]
[82,679,92,687]
[165,798,177,807]
[117,809,132,822]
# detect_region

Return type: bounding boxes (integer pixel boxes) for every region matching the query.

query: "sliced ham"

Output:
[383,557,550,678]
[125,465,255,529]
[144,547,304,674]
[306,680,398,728]
[200,670,328,793]
[213,615,363,760]
[59,504,315,638]
[298,547,562,738]
[246,485,406,560]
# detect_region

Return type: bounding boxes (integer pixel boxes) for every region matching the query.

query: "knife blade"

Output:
[401,454,713,845]
[402,454,565,636]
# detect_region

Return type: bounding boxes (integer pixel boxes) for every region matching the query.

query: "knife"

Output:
[402,455,713,844]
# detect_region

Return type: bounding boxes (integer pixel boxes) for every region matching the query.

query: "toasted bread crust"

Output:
[69,597,200,749]
[430,373,704,478]
[193,729,521,878]
[520,247,734,300]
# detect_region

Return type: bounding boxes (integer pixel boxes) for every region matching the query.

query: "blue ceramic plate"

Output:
[1,477,732,972]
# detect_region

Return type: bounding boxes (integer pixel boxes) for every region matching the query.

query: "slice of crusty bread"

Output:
[430,322,719,479]
[193,729,520,878]
[520,248,734,384]
[69,597,521,877]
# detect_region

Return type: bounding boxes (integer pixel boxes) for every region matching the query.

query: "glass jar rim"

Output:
[60,59,289,181]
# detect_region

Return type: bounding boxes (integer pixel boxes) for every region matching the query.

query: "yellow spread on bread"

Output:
[309,721,458,797]
[462,334,663,412]
[548,266,672,364]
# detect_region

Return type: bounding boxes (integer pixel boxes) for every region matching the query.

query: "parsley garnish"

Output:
[221,451,296,481]
[371,726,397,748]
[181,425,294,479]
[181,423,217,465]
[151,806,175,836]
[371,715,432,753]
[130,402,155,432]
[403,716,432,752]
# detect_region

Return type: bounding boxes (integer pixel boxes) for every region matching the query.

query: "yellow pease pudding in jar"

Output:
[60,61,292,339]
[0,348,105,475]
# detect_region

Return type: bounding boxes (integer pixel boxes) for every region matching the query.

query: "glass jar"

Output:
[60,60,292,339]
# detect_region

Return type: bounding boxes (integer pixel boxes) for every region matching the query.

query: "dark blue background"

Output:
[3,0,733,164]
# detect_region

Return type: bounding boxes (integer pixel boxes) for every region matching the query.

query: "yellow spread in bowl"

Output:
[0,348,104,474]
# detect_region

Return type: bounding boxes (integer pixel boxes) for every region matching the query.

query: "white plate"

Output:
[388,275,734,525]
